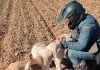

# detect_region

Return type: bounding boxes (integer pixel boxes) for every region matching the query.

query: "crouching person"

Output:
[56,0,100,70]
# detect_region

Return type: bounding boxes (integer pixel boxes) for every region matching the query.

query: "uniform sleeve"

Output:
[71,28,79,41]
[63,24,95,51]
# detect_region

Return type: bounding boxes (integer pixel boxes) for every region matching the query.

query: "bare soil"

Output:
[0,0,100,70]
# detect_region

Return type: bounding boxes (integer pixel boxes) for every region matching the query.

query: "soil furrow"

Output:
[0,0,100,70]
[30,0,56,42]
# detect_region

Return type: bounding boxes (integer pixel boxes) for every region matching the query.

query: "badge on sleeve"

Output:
[84,25,90,29]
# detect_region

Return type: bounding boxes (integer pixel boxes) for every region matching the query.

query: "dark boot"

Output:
[73,60,88,70]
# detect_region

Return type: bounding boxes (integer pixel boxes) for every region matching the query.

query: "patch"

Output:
[84,25,90,29]
[85,26,89,29]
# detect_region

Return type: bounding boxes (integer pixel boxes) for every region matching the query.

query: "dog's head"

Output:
[24,56,43,70]
[46,42,65,59]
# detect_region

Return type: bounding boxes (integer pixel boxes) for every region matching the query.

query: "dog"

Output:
[31,42,64,70]
[6,61,27,70]
[30,34,72,70]
[6,56,43,70]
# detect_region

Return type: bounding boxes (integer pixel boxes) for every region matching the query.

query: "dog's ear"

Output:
[35,56,43,65]
[30,56,43,70]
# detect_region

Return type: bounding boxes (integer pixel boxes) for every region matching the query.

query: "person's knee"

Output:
[68,49,77,59]
[68,49,80,64]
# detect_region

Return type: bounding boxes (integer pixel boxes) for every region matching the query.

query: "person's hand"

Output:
[55,33,72,45]
[58,33,72,41]
[64,34,72,41]
[55,35,64,45]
